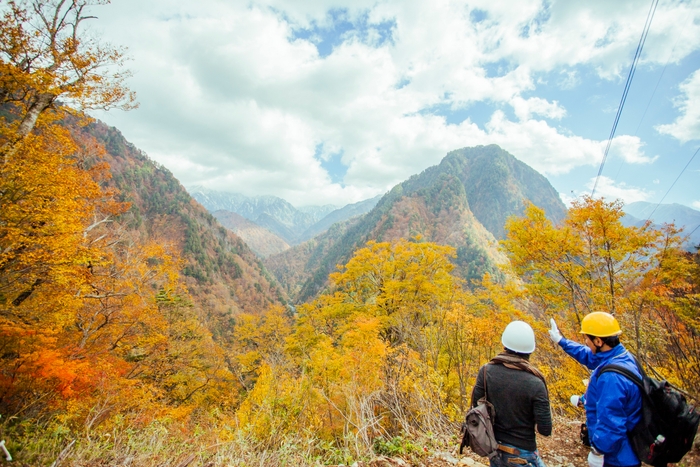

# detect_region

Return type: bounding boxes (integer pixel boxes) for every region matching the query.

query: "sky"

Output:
[89,0,700,210]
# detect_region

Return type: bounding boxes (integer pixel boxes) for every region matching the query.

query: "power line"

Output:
[688,223,700,238]
[646,146,700,221]
[592,0,660,197]
[613,36,681,181]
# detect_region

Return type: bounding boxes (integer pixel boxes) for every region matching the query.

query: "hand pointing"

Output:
[549,318,562,344]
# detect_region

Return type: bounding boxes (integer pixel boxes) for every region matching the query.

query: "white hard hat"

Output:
[501,321,536,354]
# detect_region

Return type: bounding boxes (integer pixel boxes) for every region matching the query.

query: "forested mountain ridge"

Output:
[434,145,567,239]
[263,216,363,298]
[266,144,567,303]
[82,121,287,326]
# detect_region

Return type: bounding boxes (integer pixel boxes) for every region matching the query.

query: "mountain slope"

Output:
[81,121,286,339]
[622,201,700,249]
[299,195,383,242]
[267,145,567,302]
[432,145,567,239]
[213,209,291,257]
[264,217,362,299]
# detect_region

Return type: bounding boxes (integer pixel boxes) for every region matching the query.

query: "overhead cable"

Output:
[613,36,681,181]
[687,223,700,238]
[646,146,700,221]
[591,0,660,197]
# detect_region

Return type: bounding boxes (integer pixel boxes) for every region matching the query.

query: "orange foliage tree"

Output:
[0,1,234,442]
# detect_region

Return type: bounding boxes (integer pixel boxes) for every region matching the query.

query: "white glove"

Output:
[587,451,604,467]
[549,318,562,344]
[570,395,581,407]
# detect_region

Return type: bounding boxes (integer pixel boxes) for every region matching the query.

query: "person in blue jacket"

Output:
[549,312,641,467]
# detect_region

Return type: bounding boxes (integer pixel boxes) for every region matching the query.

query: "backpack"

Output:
[599,357,700,467]
[459,365,498,458]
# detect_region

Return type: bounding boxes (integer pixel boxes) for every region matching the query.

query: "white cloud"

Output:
[443,0,700,78]
[584,176,652,204]
[90,0,700,207]
[483,111,602,175]
[607,135,656,165]
[557,69,579,89]
[656,69,700,143]
[511,96,566,121]
[559,191,576,208]
[693,200,700,210]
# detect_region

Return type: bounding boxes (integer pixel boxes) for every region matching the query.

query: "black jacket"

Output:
[471,362,552,451]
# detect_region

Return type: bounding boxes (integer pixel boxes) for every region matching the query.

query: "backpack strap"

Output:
[598,364,643,389]
[483,364,489,402]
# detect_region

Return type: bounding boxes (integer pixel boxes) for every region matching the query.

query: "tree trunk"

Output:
[1,92,55,164]
[16,93,55,139]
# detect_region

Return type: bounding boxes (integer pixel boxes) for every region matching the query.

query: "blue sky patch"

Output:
[531,1,552,32]
[316,144,348,185]
[470,9,488,24]
[541,50,700,206]
[484,58,514,78]
[291,9,396,58]
[395,76,411,89]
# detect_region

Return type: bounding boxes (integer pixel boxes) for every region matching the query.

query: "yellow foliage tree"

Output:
[280,239,519,448]
[502,197,700,399]
[230,304,292,391]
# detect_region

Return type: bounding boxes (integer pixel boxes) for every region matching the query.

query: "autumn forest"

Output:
[1,1,699,466]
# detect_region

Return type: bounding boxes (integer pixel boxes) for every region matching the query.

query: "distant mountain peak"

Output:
[411,144,568,239]
[188,187,381,246]
[623,201,700,250]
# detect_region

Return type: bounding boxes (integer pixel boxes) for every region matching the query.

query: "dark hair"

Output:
[586,334,620,348]
[504,348,531,360]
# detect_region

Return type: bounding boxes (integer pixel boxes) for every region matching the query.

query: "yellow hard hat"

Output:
[580,312,622,337]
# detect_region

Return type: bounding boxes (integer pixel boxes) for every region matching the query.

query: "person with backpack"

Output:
[549,312,641,467]
[470,320,552,467]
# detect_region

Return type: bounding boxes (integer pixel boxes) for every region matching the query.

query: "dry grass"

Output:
[1,414,461,467]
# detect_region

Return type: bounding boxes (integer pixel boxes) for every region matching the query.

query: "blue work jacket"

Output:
[559,338,642,467]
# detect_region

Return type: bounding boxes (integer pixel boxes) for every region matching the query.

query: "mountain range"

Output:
[81,123,700,312]
[265,145,569,302]
[622,201,700,250]
[188,186,382,256]
[188,187,337,243]
[211,210,292,258]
